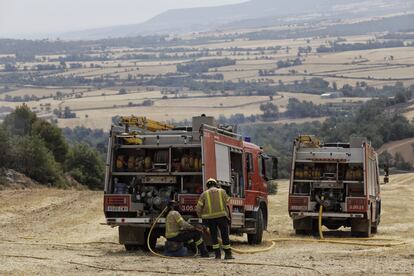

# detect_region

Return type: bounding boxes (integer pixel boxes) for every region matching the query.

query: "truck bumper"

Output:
[106,217,202,226]
[290,211,364,219]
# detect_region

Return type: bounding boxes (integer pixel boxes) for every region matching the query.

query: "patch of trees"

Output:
[53,107,76,119]
[36,64,59,71]
[276,58,302,69]
[0,35,172,59]
[285,98,329,118]
[316,40,406,53]
[142,76,278,96]
[298,46,312,54]
[62,126,107,155]
[260,102,279,121]
[176,58,236,74]
[196,73,224,80]
[284,98,364,118]
[4,94,41,102]
[380,32,414,40]
[340,82,414,98]
[0,105,104,188]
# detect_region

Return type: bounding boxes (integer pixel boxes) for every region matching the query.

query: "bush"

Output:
[268,180,278,195]
[32,120,68,163]
[13,135,62,184]
[0,125,11,168]
[65,143,104,189]
[3,104,37,136]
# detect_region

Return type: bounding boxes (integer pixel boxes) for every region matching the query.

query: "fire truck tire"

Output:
[293,217,313,235]
[143,230,158,252]
[371,223,378,234]
[311,219,320,236]
[247,209,264,244]
[295,229,309,235]
[124,244,140,251]
[351,218,371,237]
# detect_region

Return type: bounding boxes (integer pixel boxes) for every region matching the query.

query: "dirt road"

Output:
[1,174,413,275]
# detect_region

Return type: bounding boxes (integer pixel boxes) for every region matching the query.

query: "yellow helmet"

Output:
[206,178,217,188]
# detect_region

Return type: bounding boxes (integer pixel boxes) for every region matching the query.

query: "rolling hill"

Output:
[60,0,413,39]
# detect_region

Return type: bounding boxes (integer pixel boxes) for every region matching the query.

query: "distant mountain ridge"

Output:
[60,0,413,39]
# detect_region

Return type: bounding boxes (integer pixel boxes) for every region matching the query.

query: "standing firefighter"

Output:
[196,178,234,260]
[165,200,209,257]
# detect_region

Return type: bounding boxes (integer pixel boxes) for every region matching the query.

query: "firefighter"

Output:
[165,200,209,257]
[196,178,234,260]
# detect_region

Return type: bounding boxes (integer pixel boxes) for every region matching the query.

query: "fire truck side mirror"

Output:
[263,155,278,181]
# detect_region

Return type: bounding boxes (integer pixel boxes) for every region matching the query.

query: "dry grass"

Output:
[378,138,414,164]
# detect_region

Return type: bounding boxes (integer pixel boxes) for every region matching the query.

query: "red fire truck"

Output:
[104,115,278,250]
[288,136,381,237]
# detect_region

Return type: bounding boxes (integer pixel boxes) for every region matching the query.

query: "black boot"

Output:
[187,242,197,253]
[214,249,221,259]
[224,249,234,260]
[198,243,210,258]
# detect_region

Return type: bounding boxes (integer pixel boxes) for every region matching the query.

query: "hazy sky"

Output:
[0,0,246,38]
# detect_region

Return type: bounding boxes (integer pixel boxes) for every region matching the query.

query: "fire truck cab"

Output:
[104,116,278,250]
[288,136,381,237]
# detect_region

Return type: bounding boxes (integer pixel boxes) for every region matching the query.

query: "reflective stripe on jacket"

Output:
[196,187,229,219]
[165,210,194,239]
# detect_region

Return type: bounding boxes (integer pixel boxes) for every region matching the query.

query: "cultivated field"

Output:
[0,173,413,275]
[1,28,413,129]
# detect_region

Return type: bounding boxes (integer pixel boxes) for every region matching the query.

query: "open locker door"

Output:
[202,127,244,188]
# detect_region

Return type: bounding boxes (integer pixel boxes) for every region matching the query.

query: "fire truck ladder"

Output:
[119,116,175,132]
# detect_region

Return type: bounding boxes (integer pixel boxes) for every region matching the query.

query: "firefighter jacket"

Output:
[196,187,229,219]
[165,210,195,239]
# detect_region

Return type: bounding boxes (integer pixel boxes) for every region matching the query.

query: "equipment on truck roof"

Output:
[119,115,175,132]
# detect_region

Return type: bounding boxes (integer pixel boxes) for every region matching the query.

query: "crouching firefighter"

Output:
[196,178,234,260]
[165,200,209,257]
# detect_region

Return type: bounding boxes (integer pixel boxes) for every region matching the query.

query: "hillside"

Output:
[378,137,414,164]
[0,174,413,274]
[60,0,413,39]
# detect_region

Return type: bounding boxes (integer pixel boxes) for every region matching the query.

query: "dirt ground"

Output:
[0,174,413,275]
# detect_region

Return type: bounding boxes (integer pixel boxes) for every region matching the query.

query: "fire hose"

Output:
[147,206,406,259]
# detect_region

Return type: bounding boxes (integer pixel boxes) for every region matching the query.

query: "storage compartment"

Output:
[110,145,203,216]
[294,162,363,181]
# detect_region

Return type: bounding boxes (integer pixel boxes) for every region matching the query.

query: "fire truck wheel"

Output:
[311,219,320,236]
[295,229,310,235]
[351,218,371,237]
[247,209,264,245]
[142,230,158,252]
[124,244,140,251]
[371,223,378,234]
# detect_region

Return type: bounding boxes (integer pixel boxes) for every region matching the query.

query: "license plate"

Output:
[180,204,195,212]
[107,206,128,212]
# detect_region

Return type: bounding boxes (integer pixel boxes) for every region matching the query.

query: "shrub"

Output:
[268,180,278,195]
[65,143,104,189]
[13,135,62,184]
